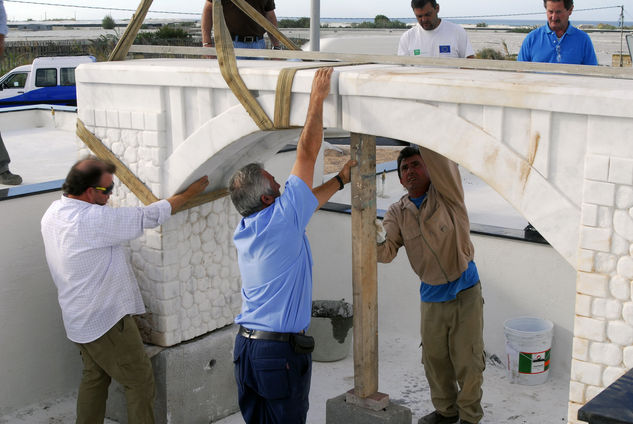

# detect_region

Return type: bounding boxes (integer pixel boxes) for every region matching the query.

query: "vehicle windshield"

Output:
[2,72,28,89]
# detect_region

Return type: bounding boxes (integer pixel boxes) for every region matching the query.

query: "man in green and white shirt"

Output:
[398,0,474,59]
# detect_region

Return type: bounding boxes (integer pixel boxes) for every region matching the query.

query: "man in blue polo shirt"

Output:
[228,67,354,424]
[518,0,597,65]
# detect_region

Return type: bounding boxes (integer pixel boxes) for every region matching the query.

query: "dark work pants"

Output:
[234,334,312,424]
[0,132,10,173]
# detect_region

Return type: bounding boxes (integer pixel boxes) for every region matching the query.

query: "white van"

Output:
[0,55,96,107]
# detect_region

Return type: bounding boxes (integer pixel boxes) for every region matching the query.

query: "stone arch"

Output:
[340,94,579,266]
[163,103,302,195]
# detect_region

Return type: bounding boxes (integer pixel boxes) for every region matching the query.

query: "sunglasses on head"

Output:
[92,182,114,195]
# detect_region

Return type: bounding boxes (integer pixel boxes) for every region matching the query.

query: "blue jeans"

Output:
[233,37,266,60]
[234,334,312,424]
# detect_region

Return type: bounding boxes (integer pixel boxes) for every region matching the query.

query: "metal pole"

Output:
[310,0,320,52]
[620,5,625,67]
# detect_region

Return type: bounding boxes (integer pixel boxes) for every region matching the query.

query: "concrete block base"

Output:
[326,393,412,424]
[345,389,390,410]
[106,324,239,424]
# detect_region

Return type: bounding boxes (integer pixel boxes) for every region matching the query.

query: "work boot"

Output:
[460,420,476,424]
[418,411,459,424]
[0,170,22,185]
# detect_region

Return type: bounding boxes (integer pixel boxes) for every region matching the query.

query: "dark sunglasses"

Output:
[92,182,114,195]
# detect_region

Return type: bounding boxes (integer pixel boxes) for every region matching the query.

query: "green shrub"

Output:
[508,25,537,33]
[476,22,488,28]
[89,34,118,61]
[136,25,191,44]
[278,17,310,28]
[351,15,408,29]
[597,23,617,30]
[476,48,506,60]
[102,15,115,30]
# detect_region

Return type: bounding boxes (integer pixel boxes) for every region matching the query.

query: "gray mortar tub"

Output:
[307,300,353,362]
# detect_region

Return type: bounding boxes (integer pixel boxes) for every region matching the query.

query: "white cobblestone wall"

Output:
[78,117,242,347]
[568,153,633,423]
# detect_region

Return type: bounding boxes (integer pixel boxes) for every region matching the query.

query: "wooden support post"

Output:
[350,132,379,398]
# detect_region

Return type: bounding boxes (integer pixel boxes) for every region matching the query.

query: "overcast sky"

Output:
[4,0,632,23]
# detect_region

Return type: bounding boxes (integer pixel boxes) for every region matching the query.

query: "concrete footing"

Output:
[106,324,239,424]
[326,393,412,424]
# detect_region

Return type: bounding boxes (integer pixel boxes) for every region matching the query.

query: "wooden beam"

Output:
[350,132,378,398]
[76,118,159,205]
[109,0,153,62]
[172,188,229,214]
[213,0,274,130]
[127,45,633,80]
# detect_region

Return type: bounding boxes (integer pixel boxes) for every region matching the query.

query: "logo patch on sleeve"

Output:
[414,49,421,55]
[439,45,451,53]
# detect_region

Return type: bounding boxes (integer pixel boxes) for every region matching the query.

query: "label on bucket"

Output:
[518,349,550,374]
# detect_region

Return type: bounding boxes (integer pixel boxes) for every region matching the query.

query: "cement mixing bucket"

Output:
[307,300,353,362]
[504,316,553,385]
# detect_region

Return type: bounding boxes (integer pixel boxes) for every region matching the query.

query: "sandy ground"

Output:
[0,329,569,424]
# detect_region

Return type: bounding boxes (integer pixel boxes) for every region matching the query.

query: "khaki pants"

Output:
[420,282,485,423]
[75,315,155,424]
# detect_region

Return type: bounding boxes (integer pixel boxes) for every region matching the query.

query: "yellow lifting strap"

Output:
[273,62,366,129]
[77,0,368,211]
[213,0,275,130]
[214,0,371,130]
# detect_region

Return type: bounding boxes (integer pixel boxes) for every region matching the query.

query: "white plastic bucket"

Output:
[503,317,553,385]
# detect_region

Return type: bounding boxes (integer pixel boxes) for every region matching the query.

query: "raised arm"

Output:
[418,146,465,206]
[201,0,214,47]
[290,67,333,188]
[166,176,209,214]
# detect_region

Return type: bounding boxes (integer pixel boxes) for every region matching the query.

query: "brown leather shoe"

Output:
[418,411,459,424]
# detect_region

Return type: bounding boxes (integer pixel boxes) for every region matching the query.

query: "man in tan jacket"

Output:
[377,146,484,424]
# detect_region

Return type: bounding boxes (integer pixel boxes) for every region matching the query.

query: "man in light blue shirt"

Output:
[229,67,354,424]
[518,0,597,65]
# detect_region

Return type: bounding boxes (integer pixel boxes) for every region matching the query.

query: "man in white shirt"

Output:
[41,157,208,424]
[398,0,475,59]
